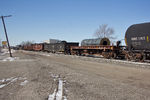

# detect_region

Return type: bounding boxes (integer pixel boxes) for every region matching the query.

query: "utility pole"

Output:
[0,15,12,57]
[0,39,1,53]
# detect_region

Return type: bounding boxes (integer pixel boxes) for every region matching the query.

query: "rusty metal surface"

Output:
[32,44,43,51]
[23,45,33,51]
[71,45,120,50]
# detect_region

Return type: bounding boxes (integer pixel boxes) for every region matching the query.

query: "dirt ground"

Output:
[0,50,150,100]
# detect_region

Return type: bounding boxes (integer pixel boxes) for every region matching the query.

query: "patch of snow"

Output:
[0,77,14,83]
[1,49,8,55]
[20,80,28,86]
[48,73,67,100]
[0,79,5,82]
[0,52,7,56]
[48,89,57,100]
[2,57,19,62]
[0,49,15,56]
[41,53,50,56]
[5,77,14,81]
[18,77,27,80]
[0,84,6,88]
[0,58,36,62]
[0,77,27,89]
[51,74,59,79]
[56,79,63,100]
[0,77,18,89]
[11,49,16,53]
[63,96,67,100]
[107,59,150,66]
[16,59,35,62]
[11,78,18,82]
[50,73,59,81]
[48,79,64,100]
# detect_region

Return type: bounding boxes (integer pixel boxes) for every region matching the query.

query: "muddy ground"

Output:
[0,50,150,100]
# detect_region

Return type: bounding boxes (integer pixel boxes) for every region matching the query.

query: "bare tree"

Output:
[20,41,34,46]
[94,24,115,40]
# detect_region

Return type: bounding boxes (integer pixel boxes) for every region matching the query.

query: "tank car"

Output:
[125,22,150,51]
[125,22,150,60]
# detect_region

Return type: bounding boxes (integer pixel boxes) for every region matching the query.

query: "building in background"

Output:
[43,39,61,44]
[49,39,61,43]
[43,40,50,43]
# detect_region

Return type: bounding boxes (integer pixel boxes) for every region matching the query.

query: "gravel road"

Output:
[0,50,150,100]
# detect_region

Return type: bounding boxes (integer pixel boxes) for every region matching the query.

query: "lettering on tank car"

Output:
[131,42,141,46]
[131,37,137,41]
[138,36,145,40]
[131,36,145,41]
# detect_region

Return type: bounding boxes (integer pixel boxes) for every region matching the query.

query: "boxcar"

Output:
[23,45,33,51]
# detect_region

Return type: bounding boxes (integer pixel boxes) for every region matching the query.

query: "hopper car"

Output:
[44,41,79,54]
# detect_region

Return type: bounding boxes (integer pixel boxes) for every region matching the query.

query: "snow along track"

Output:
[48,73,67,100]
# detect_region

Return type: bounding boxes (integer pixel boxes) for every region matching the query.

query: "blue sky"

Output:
[0,0,150,46]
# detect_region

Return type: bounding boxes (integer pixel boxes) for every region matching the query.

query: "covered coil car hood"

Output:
[81,37,110,46]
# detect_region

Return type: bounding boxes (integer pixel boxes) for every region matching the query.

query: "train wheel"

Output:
[76,51,81,56]
[125,53,135,61]
[112,52,117,59]
[125,53,130,61]
[102,52,111,59]
[140,54,146,62]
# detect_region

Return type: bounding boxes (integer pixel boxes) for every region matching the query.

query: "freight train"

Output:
[19,22,150,61]
[22,41,79,54]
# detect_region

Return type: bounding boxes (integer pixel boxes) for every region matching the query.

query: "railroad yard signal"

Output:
[0,15,12,57]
